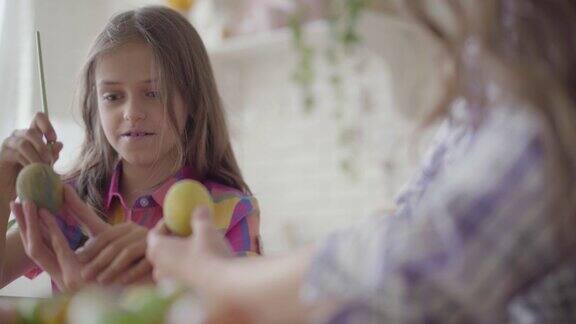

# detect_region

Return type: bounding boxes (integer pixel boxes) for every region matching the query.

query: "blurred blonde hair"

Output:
[402,0,576,243]
[66,6,250,218]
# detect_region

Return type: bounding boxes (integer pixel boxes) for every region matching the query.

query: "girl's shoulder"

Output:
[203,180,260,217]
[202,181,260,232]
[203,180,256,203]
[60,173,80,190]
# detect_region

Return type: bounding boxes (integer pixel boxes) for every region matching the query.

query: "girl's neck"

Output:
[120,153,180,207]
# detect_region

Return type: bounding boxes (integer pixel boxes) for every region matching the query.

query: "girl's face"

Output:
[95,41,187,168]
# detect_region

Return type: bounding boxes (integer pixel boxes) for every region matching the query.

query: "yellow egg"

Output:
[163,180,214,236]
[167,0,196,12]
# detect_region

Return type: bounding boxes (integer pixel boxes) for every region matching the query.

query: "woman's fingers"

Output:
[191,206,215,240]
[151,219,170,236]
[63,185,109,236]
[146,231,188,280]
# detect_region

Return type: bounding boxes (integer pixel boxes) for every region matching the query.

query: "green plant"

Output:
[290,0,372,113]
[290,0,373,178]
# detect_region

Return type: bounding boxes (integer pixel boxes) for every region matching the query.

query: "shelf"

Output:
[206,19,329,63]
[206,11,399,65]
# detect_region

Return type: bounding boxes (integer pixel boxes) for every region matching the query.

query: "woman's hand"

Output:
[0,112,62,199]
[146,206,233,287]
[77,222,153,286]
[147,207,316,324]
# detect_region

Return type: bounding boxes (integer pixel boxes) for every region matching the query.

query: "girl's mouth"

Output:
[121,131,156,142]
[121,131,155,138]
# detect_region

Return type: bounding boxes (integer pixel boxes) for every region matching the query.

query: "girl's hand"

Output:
[11,201,84,292]
[61,185,153,286]
[77,222,153,286]
[146,206,233,286]
[10,185,108,292]
[0,112,62,198]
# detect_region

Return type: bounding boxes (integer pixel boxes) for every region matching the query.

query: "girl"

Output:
[0,6,260,293]
[147,0,576,323]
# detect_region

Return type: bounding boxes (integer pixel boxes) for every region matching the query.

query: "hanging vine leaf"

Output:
[289,9,316,113]
[7,218,16,230]
[289,0,377,178]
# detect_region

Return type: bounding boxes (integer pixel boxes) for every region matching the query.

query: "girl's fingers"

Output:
[23,201,42,249]
[21,202,61,275]
[14,151,29,167]
[39,210,78,271]
[76,225,127,263]
[81,228,142,280]
[115,257,153,285]
[97,240,147,285]
[20,128,52,164]
[15,140,44,164]
[29,112,57,143]
[40,210,73,257]
[63,185,108,236]
[51,141,63,161]
[2,145,30,167]
[40,210,85,292]
[10,202,27,236]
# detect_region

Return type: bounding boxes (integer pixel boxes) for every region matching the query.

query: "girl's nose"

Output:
[123,99,146,122]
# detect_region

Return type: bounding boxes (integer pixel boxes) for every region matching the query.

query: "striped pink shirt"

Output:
[25,163,261,281]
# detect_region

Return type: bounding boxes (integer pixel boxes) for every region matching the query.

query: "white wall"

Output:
[0,0,164,298]
[211,13,443,253]
[0,3,444,296]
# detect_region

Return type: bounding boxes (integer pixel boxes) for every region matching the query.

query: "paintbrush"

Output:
[35,31,55,165]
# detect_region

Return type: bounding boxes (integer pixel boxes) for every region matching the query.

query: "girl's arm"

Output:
[0,185,36,288]
[0,112,62,287]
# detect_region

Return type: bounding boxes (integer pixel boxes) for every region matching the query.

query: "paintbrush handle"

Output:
[35,31,55,165]
[35,31,49,120]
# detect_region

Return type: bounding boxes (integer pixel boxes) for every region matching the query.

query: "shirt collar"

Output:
[105,161,200,210]
[105,162,124,210]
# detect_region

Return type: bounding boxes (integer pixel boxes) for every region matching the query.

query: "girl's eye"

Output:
[103,93,121,102]
[145,91,160,98]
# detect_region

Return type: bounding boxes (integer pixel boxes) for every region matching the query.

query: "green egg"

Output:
[16,163,63,214]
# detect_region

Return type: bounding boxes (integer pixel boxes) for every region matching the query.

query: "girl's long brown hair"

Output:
[401,0,576,243]
[66,6,249,218]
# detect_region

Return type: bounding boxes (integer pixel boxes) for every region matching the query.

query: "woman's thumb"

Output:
[191,205,213,237]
